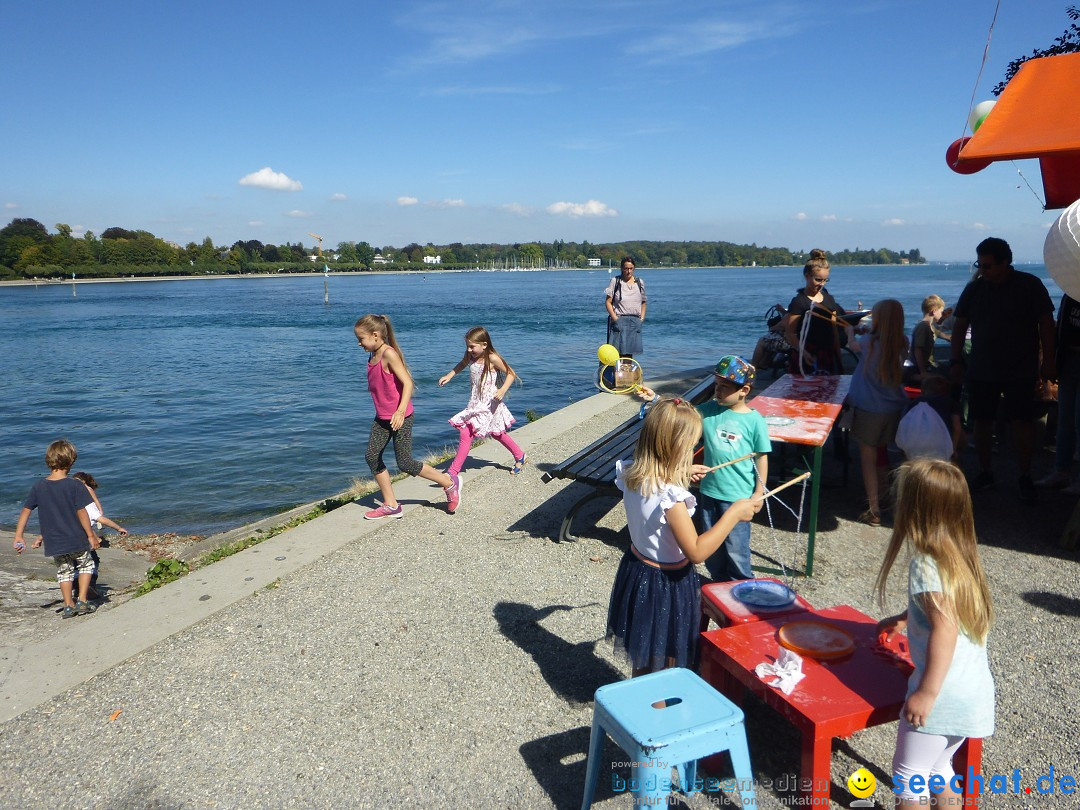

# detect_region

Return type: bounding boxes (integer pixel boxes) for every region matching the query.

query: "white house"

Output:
[423,255,442,265]
[587,258,602,267]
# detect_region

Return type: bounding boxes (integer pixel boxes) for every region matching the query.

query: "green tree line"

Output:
[0,217,924,280]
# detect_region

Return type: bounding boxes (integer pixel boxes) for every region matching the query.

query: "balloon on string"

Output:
[968,99,996,132]
[945,137,992,175]
[597,343,619,366]
[1044,198,1080,300]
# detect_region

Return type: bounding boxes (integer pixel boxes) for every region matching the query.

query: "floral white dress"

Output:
[448,360,515,437]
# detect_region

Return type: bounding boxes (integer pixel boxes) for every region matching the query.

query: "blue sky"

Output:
[2,1,1072,261]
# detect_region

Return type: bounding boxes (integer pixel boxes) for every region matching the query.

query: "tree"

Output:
[994,6,1080,95]
[0,218,49,267]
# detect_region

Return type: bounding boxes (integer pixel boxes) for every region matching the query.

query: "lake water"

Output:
[1,264,1060,535]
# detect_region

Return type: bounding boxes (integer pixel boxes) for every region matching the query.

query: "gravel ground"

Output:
[0,389,1078,809]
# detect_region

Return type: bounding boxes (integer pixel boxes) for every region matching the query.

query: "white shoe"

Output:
[1036,470,1070,489]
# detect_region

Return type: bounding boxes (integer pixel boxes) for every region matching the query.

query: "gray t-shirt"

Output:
[905,553,995,738]
[23,477,94,557]
[604,277,646,318]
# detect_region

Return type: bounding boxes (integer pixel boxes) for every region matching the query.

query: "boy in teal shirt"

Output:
[694,356,771,580]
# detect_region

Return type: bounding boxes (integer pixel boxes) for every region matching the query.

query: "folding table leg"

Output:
[805,445,823,576]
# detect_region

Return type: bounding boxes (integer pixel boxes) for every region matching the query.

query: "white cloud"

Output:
[238,167,303,192]
[397,196,419,206]
[795,212,808,221]
[629,15,800,62]
[426,198,467,208]
[330,192,347,201]
[502,203,533,216]
[972,222,989,231]
[286,210,313,218]
[4,202,17,209]
[882,218,905,226]
[820,214,837,222]
[547,200,618,218]
[248,220,264,227]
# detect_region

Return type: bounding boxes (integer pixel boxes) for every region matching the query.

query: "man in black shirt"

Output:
[950,237,1056,503]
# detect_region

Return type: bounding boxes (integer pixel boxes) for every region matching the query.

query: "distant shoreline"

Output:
[0,263,938,287]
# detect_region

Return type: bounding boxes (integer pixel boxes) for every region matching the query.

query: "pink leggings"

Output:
[448,424,523,476]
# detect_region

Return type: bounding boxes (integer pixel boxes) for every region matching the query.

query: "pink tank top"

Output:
[367,355,414,420]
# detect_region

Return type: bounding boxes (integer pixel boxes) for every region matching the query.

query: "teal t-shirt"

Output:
[696,402,772,502]
[906,553,995,738]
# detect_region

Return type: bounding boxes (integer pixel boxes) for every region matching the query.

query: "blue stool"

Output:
[581,668,755,808]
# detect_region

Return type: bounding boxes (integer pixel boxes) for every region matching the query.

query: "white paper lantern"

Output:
[1045,199,1080,300]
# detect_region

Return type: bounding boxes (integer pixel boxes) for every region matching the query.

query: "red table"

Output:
[700,578,814,629]
[750,375,851,576]
[698,604,982,805]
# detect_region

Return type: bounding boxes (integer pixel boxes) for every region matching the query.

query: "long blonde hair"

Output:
[462,326,520,384]
[875,459,993,643]
[867,298,907,387]
[623,397,702,497]
[355,314,408,368]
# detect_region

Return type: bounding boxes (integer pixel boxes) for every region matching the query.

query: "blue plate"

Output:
[731,580,797,608]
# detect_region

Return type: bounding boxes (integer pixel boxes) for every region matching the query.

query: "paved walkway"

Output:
[1,372,1078,809]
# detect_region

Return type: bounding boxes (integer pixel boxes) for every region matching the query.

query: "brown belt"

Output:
[632,545,690,571]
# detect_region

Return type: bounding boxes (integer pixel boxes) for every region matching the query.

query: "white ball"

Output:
[1045,199,1080,300]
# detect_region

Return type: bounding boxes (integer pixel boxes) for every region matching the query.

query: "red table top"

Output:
[700,604,912,736]
[701,579,815,626]
[751,375,851,447]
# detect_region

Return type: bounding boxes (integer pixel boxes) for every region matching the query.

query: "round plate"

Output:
[779,621,856,659]
[731,580,797,608]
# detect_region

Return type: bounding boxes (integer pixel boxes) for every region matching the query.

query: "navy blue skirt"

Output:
[606,549,701,671]
[607,314,643,355]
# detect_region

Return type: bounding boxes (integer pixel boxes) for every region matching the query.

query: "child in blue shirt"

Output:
[694,356,771,580]
[12,439,101,618]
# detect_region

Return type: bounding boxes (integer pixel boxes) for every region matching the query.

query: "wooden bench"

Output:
[541,374,716,542]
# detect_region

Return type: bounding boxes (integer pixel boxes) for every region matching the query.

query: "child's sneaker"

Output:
[511,455,529,476]
[445,473,462,513]
[62,605,77,619]
[75,600,97,616]
[364,504,403,520]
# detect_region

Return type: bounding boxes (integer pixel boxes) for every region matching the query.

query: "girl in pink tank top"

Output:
[354,315,461,519]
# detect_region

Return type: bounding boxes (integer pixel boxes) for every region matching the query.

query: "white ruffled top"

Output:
[615,460,697,565]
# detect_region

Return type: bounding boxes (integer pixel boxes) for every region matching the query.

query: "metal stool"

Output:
[581,667,756,808]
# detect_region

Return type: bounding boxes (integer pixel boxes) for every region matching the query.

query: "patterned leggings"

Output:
[365,415,423,477]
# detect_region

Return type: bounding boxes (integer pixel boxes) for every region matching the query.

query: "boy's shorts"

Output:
[54,551,95,583]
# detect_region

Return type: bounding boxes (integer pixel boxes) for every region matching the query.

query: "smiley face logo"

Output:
[847,767,876,799]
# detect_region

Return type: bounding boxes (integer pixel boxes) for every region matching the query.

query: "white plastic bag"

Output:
[895,402,953,460]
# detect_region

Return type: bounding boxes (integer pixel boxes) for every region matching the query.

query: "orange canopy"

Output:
[955,52,1080,208]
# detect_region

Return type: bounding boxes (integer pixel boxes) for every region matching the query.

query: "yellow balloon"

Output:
[598,344,619,366]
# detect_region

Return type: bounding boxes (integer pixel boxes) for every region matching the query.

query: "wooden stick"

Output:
[755,471,811,501]
[703,452,756,473]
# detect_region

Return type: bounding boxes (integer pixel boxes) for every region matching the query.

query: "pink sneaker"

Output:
[445,474,462,514]
[364,503,403,521]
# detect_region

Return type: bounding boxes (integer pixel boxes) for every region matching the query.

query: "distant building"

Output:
[373,254,392,265]
[423,255,442,265]
[587,258,602,267]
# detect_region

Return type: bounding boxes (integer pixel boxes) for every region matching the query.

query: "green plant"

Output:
[525,409,542,422]
[135,558,190,596]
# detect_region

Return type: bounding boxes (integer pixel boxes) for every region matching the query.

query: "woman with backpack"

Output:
[604,256,647,358]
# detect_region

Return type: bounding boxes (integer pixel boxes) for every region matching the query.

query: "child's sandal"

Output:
[511,455,528,476]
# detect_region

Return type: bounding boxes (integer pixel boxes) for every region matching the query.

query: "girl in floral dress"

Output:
[439,326,527,477]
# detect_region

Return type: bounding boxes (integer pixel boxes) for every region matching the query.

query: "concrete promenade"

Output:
[1,372,1078,809]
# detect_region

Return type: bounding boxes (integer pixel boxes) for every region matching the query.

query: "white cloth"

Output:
[448,360,515,437]
[613,460,696,565]
[896,402,953,460]
[755,647,806,695]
